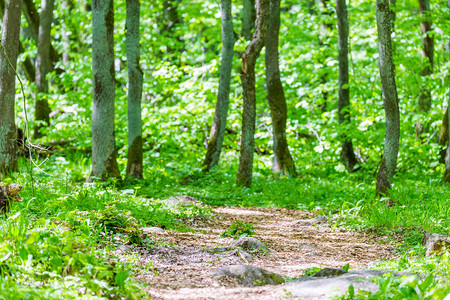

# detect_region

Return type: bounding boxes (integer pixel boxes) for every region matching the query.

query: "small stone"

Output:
[423,233,450,257]
[142,227,164,238]
[207,246,232,254]
[215,265,284,287]
[312,267,348,277]
[231,237,268,252]
[117,244,130,253]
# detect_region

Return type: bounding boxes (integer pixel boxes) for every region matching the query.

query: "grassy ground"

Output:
[0,152,449,299]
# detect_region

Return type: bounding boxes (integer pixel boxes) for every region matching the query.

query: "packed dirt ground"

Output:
[114,206,398,299]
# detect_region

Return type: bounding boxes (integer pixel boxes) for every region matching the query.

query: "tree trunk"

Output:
[438,107,448,163]
[0,0,22,175]
[0,0,35,82]
[91,0,120,180]
[61,0,74,65]
[22,0,58,68]
[336,0,358,172]
[318,0,333,112]
[444,0,450,182]
[126,0,143,179]
[33,0,54,138]
[375,0,400,197]
[236,0,269,187]
[265,0,296,177]
[202,0,235,172]
[241,0,256,40]
[417,0,434,113]
[162,0,180,32]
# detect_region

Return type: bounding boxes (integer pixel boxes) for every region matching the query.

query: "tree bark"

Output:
[91,0,120,180]
[33,0,54,138]
[202,0,236,172]
[417,0,434,113]
[444,0,450,182]
[318,0,333,112]
[0,0,22,175]
[126,0,143,179]
[236,0,269,187]
[22,0,58,68]
[336,0,358,173]
[61,0,74,65]
[265,0,296,177]
[0,0,35,82]
[375,0,400,197]
[242,0,256,40]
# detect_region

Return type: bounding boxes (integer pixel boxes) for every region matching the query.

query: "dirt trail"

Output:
[125,206,397,299]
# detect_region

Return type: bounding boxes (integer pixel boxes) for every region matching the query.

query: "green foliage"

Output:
[220,220,255,239]
[7,0,450,297]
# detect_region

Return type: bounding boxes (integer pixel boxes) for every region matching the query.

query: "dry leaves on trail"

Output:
[116,206,397,299]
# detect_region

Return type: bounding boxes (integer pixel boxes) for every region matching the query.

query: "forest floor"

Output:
[114,205,398,299]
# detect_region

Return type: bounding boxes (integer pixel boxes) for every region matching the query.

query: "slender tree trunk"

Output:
[242,0,256,40]
[336,0,358,172]
[0,0,22,175]
[306,0,316,15]
[162,0,180,32]
[126,0,143,179]
[22,0,58,68]
[91,0,120,179]
[203,0,236,172]
[61,0,74,65]
[375,0,400,197]
[236,0,269,187]
[444,0,450,181]
[33,0,54,138]
[318,0,333,112]
[417,0,434,113]
[265,0,296,177]
[438,107,448,163]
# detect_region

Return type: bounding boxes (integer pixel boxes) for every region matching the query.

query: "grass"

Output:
[0,152,449,299]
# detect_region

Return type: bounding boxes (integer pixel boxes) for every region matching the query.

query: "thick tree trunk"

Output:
[202,0,235,172]
[417,0,434,113]
[265,0,296,177]
[0,0,22,175]
[91,0,120,180]
[336,0,358,173]
[438,107,448,163]
[22,0,58,68]
[375,0,400,197]
[242,0,256,40]
[33,0,54,138]
[126,0,143,179]
[236,0,269,187]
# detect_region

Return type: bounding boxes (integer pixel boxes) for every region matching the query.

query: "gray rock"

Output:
[285,270,407,299]
[117,244,131,253]
[312,267,348,277]
[215,265,284,287]
[423,233,450,257]
[294,215,328,226]
[233,249,253,263]
[231,237,268,252]
[207,246,232,254]
[142,227,164,238]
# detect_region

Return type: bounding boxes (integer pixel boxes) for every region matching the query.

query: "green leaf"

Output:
[115,269,129,287]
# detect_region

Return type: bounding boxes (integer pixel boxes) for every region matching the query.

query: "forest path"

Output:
[129,206,397,299]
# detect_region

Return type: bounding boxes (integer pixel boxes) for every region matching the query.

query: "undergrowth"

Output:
[0,152,449,298]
